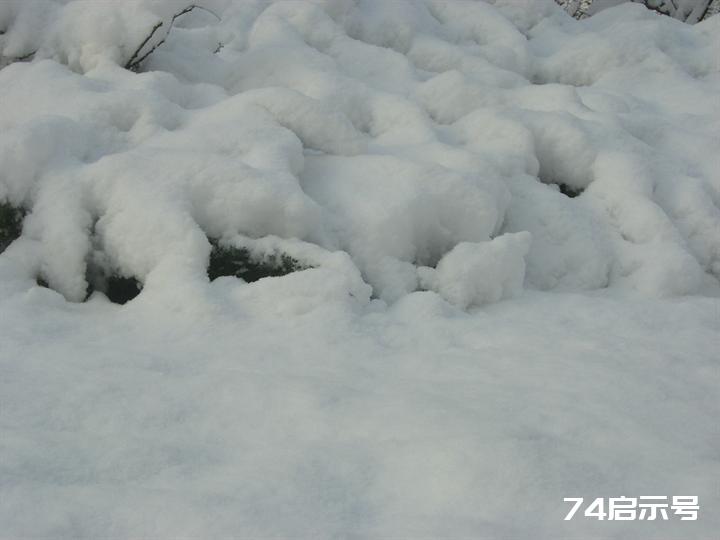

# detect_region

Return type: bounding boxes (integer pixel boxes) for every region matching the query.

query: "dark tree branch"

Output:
[124,4,222,72]
[124,20,164,71]
[695,0,714,21]
[15,50,36,61]
[698,4,712,19]
[182,5,221,23]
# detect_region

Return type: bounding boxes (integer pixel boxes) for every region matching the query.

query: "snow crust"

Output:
[0,1,718,538]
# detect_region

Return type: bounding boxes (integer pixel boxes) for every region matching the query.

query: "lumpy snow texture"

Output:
[418,232,532,308]
[1,0,718,303]
[0,1,718,539]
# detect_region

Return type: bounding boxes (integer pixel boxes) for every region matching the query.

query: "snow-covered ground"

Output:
[0,1,718,538]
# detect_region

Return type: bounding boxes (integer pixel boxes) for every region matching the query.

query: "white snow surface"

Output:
[0,1,718,538]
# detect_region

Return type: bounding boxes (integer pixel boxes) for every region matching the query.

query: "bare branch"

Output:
[0,49,37,69]
[694,0,715,21]
[124,20,164,71]
[15,50,36,62]
[185,5,221,22]
[124,4,222,72]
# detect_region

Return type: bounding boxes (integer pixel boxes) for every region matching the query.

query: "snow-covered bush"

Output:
[0,1,219,71]
[208,239,309,283]
[2,4,719,540]
[0,0,718,310]
[557,0,720,22]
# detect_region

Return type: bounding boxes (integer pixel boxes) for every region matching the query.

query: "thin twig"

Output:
[124,20,164,70]
[15,50,36,61]
[124,4,222,72]
[696,0,714,21]
[185,5,221,22]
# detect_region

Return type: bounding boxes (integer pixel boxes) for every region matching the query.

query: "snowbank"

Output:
[0,0,718,306]
[0,2,718,538]
[0,282,717,539]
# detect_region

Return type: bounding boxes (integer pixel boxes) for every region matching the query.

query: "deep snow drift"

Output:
[0,1,718,538]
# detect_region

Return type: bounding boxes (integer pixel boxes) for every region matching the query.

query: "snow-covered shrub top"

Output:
[0,0,718,309]
[566,0,720,23]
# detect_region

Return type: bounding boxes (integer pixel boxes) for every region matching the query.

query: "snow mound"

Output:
[0,0,718,307]
[418,232,531,308]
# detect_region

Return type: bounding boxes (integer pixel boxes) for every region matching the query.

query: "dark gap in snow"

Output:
[102,275,143,304]
[85,271,143,305]
[537,175,585,198]
[207,240,309,283]
[33,213,144,304]
[85,269,143,304]
[530,73,587,88]
[84,218,142,304]
[36,269,142,304]
[556,182,583,198]
[0,202,24,254]
[85,257,143,304]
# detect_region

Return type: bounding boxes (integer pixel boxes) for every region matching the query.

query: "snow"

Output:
[418,232,531,308]
[1,289,717,538]
[585,1,720,24]
[0,0,718,538]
